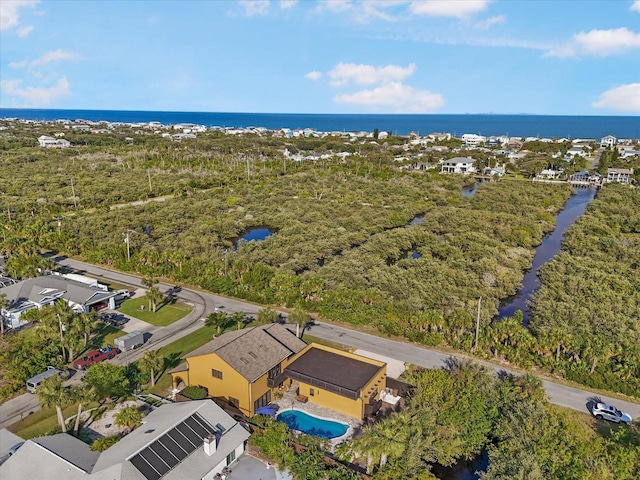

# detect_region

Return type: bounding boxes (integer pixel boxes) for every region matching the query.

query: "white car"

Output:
[592,402,632,425]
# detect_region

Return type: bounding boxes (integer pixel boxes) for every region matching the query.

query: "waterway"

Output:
[497,187,597,323]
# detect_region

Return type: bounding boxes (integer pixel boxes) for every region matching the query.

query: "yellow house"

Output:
[285,343,387,420]
[170,323,306,417]
[171,324,387,420]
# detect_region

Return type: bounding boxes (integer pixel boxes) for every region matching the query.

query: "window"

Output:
[212,369,223,379]
[229,397,239,408]
[253,391,271,412]
[309,388,315,396]
[226,450,236,465]
[268,364,281,379]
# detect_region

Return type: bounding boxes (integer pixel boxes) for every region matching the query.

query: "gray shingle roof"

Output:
[0,275,116,310]
[185,324,306,382]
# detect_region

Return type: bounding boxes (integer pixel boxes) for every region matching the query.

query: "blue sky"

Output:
[1,0,639,114]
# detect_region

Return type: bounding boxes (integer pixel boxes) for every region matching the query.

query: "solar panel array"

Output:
[130,413,218,480]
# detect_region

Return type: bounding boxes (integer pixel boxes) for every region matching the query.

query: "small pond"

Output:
[234,227,273,249]
[410,215,425,225]
[411,250,421,259]
[276,409,349,439]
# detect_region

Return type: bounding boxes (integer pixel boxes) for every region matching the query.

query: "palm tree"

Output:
[205,311,228,335]
[0,292,9,335]
[146,285,163,312]
[231,311,246,331]
[114,405,142,432]
[77,311,98,347]
[138,350,163,387]
[36,374,69,433]
[71,383,96,435]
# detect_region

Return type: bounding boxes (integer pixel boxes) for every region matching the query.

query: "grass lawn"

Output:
[118,296,192,326]
[87,323,127,350]
[9,402,94,439]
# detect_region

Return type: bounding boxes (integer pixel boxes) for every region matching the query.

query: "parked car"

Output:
[591,402,632,425]
[74,346,120,370]
[115,289,131,300]
[99,312,127,327]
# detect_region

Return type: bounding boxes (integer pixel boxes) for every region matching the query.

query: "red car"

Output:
[74,347,119,370]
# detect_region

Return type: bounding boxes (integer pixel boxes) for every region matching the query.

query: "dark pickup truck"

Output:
[74,347,120,370]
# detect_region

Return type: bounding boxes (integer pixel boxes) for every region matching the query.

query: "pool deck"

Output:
[272,382,363,448]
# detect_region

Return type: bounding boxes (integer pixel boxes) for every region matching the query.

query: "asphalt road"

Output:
[1,256,639,429]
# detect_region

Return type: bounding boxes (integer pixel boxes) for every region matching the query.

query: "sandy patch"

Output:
[81,400,152,441]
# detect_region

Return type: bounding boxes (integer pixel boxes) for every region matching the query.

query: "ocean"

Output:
[1,108,638,139]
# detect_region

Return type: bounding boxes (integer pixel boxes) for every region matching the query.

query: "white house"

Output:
[606,168,633,184]
[461,134,486,147]
[0,399,250,480]
[37,135,71,148]
[441,157,477,174]
[536,168,564,180]
[600,135,617,148]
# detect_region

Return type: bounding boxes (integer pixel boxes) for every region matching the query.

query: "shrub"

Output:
[91,436,119,451]
[181,385,208,400]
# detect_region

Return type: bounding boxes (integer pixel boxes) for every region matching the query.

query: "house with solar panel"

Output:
[0,399,249,480]
[170,324,388,420]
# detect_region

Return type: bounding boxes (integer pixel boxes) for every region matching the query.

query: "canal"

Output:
[498,187,597,323]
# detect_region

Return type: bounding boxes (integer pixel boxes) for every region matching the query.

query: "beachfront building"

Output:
[600,135,617,148]
[171,324,388,420]
[461,134,486,147]
[440,157,477,175]
[605,168,634,184]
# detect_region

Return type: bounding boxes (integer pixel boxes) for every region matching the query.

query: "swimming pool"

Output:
[276,409,348,439]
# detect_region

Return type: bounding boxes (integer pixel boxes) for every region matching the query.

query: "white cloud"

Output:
[279,0,298,9]
[1,76,71,106]
[475,14,504,29]
[408,0,492,18]
[631,1,640,13]
[239,0,270,16]
[9,49,80,69]
[547,27,640,57]
[17,24,33,37]
[592,83,640,112]
[316,0,354,13]
[0,0,39,31]
[328,62,416,86]
[305,71,322,80]
[574,28,640,55]
[334,81,444,112]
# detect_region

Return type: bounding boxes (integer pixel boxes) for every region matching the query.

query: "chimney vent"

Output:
[203,434,217,456]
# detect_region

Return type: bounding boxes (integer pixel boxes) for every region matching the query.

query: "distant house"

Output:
[440,157,476,175]
[461,134,486,147]
[0,399,250,480]
[606,168,633,184]
[600,135,617,148]
[37,135,71,148]
[0,274,117,330]
[536,168,564,180]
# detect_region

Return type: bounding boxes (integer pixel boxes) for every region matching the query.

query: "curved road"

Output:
[1,256,639,429]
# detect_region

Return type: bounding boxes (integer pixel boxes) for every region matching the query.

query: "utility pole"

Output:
[70,178,77,209]
[53,217,62,235]
[123,229,136,261]
[147,169,152,193]
[473,297,482,354]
